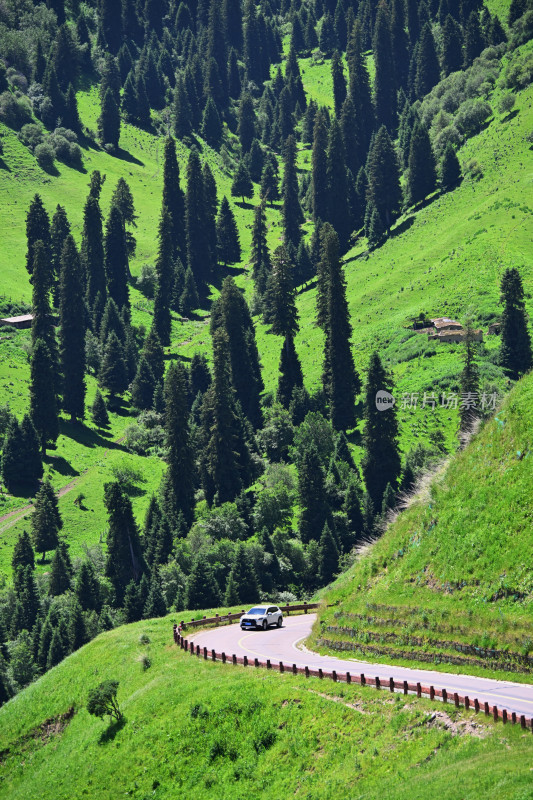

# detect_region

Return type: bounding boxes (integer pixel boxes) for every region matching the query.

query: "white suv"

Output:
[240,606,283,631]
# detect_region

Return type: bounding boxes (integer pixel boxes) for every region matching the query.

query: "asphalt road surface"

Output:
[191,613,533,718]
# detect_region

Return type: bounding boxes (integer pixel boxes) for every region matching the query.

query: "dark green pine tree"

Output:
[366,126,402,233]
[415,23,441,99]
[12,530,35,573]
[99,332,128,401]
[320,225,360,430]
[391,0,410,88]
[104,482,145,605]
[135,72,152,128]
[231,160,254,205]
[75,561,101,612]
[180,268,199,316]
[251,201,271,297]
[282,135,303,247]
[46,628,65,669]
[202,162,218,280]
[122,71,138,123]
[202,97,223,148]
[37,621,53,669]
[464,10,485,67]
[440,142,461,189]
[224,544,260,604]
[185,557,220,610]
[499,268,533,380]
[131,357,156,410]
[260,158,280,205]
[64,84,81,133]
[83,194,106,309]
[298,443,331,544]
[153,206,174,347]
[25,194,51,279]
[48,543,72,596]
[50,205,70,304]
[331,51,347,118]
[123,580,143,622]
[441,15,464,76]
[373,2,397,132]
[99,0,123,54]
[406,122,437,206]
[98,89,121,149]
[216,277,264,428]
[104,205,130,311]
[343,476,365,542]
[277,334,303,408]
[30,339,59,456]
[31,241,58,400]
[366,202,386,247]
[68,600,87,652]
[361,351,401,511]
[59,236,86,422]
[43,64,66,127]
[162,362,195,528]
[347,21,374,159]
[31,492,60,562]
[162,137,186,261]
[326,119,351,250]
[216,197,241,266]
[312,108,329,224]
[340,96,361,180]
[143,571,167,618]
[142,325,165,386]
[173,75,192,139]
[247,138,264,184]
[185,149,211,293]
[318,522,339,584]
[238,93,257,154]
[285,45,306,112]
[92,389,110,428]
[2,416,43,494]
[265,245,299,338]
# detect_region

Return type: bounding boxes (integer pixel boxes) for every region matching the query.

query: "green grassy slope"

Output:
[311,371,533,678]
[0,614,532,800]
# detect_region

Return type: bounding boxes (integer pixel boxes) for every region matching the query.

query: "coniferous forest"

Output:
[0,0,531,706]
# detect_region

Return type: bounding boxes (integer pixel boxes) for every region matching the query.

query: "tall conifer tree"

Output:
[59,236,86,422]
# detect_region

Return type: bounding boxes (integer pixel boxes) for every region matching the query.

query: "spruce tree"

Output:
[124,580,143,622]
[104,482,145,605]
[459,324,481,431]
[143,571,167,618]
[99,332,128,401]
[202,97,223,148]
[99,0,123,54]
[75,561,101,612]
[131,357,156,410]
[91,390,110,428]
[48,545,72,596]
[277,334,303,408]
[50,205,71,303]
[312,108,329,223]
[162,362,195,528]
[260,159,280,205]
[180,268,199,316]
[153,206,174,347]
[231,160,254,205]
[499,268,533,379]
[282,135,303,247]
[365,126,402,233]
[391,0,410,89]
[251,201,271,297]
[68,600,87,652]
[362,352,401,511]
[415,23,441,99]
[12,530,35,574]
[347,21,374,160]
[320,225,360,430]
[31,493,60,562]
[30,339,59,456]
[59,236,86,422]
[185,557,220,610]
[440,142,461,189]
[265,245,299,338]
[25,194,51,279]
[216,197,241,266]
[406,122,437,206]
[318,522,339,584]
[373,2,397,132]
[238,93,257,154]
[46,628,64,670]
[83,195,106,309]
[247,139,264,184]
[162,137,186,260]
[98,89,121,149]
[173,75,192,139]
[225,544,260,604]
[104,205,130,311]
[298,443,331,543]
[2,417,40,495]
[21,416,44,490]
[326,119,351,250]
[202,162,218,279]
[441,15,464,76]
[142,325,165,386]
[331,51,347,118]
[463,10,484,67]
[185,149,211,293]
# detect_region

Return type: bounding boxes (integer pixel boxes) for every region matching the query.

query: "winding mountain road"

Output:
[191,613,533,718]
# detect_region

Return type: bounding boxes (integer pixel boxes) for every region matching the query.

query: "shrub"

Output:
[503,49,533,89]
[498,93,516,114]
[463,158,484,181]
[0,91,32,130]
[86,680,123,722]
[18,123,45,151]
[455,99,492,137]
[110,462,145,492]
[34,142,55,171]
[136,264,157,298]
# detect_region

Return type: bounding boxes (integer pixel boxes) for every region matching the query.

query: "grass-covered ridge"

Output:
[0,613,532,800]
[312,371,533,675]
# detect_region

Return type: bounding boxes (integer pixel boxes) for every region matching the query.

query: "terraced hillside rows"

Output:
[311,370,533,679]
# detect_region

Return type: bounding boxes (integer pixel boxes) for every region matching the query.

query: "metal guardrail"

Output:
[178,602,320,631]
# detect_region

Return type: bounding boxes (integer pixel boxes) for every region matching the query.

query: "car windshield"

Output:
[247,607,267,615]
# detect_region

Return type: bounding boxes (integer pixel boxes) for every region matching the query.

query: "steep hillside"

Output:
[311,371,533,678]
[0,615,532,800]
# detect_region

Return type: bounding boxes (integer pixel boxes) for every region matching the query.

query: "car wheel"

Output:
[262,620,267,631]
[277,616,283,627]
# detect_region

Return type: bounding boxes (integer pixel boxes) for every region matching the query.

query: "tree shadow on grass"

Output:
[113,147,145,167]
[44,454,79,478]
[0,157,11,172]
[59,420,128,453]
[98,716,127,745]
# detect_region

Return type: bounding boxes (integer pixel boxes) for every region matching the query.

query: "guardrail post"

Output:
[287,604,290,616]
[454,692,459,708]
[332,670,337,682]
[318,668,323,679]
[232,654,237,665]
[465,696,470,710]
[267,659,271,670]
[375,677,380,690]
[361,673,366,686]
[190,642,194,654]
[430,686,435,700]
[403,680,408,696]
[292,664,297,675]
[279,661,284,673]
[203,647,208,660]
[389,677,394,693]
[346,672,351,684]
[474,698,480,713]
[304,602,308,614]
[442,689,447,704]
[493,706,498,722]
[520,715,526,729]
[222,652,226,663]
[305,666,310,678]
[173,624,177,644]
[417,682,421,698]
[484,702,490,716]
[243,656,248,667]
[211,649,216,661]
[254,658,259,667]
[215,614,219,627]
[511,712,516,725]
[502,709,507,724]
